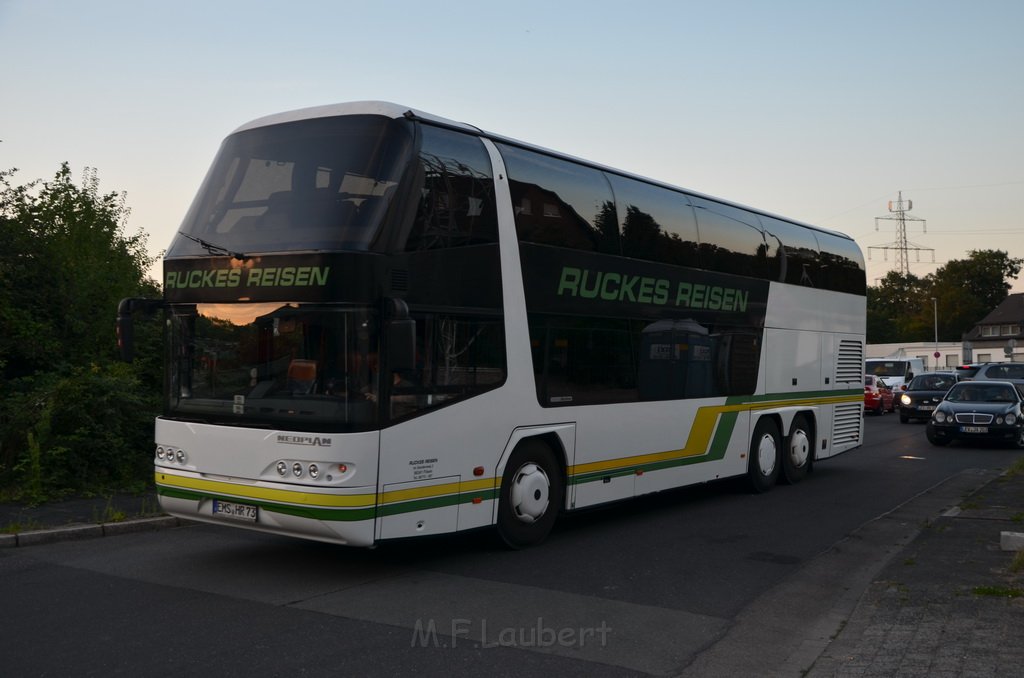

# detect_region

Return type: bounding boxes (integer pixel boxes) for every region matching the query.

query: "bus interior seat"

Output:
[287,359,317,395]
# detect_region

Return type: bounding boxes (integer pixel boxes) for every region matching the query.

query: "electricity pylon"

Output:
[868,191,934,276]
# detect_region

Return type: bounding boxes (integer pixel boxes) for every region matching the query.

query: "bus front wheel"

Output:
[497,440,563,549]
[781,414,812,485]
[748,418,781,493]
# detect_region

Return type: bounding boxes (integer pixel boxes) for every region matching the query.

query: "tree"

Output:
[0,164,161,499]
[928,250,1023,339]
[866,250,1023,344]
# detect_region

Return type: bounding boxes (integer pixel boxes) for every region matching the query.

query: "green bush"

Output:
[3,363,158,501]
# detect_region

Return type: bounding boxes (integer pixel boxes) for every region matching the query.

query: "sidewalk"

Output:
[807,466,1024,677]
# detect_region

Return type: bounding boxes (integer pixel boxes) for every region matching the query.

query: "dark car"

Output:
[864,374,895,415]
[898,371,959,423]
[925,380,1024,447]
[966,362,1024,385]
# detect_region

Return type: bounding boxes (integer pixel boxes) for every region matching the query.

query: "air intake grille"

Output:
[832,402,863,446]
[836,340,864,384]
[390,269,409,293]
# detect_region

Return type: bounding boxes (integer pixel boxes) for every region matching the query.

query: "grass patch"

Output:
[1011,551,1024,574]
[1008,457,1024,478]
[903,557,917,566]
[973,585,1024,598]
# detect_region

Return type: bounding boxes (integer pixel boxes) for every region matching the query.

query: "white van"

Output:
[865,357,925,392]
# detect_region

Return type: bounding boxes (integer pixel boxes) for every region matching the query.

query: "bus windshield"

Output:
[167,115,414,257]
[168,303,381,432]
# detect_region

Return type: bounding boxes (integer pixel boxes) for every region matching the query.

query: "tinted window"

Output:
[170,115,413,256]
[529,314,759,406]
[688,196,769,278]
[815,230,866,295]
[497,143,619,253]
[759,216,820,287]
[392,312,505,421]
[402,125,498,250]
[606,175,700,268]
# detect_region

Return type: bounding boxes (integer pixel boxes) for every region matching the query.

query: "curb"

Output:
[0,515,181,549]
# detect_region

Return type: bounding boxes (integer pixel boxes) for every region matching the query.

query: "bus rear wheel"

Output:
[781,414,812,485]
[747,418,781,493]
[496,440,563,549]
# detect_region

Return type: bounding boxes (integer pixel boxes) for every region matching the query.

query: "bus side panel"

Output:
[570,398,747,509]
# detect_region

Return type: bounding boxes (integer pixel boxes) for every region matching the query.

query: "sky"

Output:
[2,0,1022,295]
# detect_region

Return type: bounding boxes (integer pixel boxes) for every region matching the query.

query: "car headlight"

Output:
[900,394,912,406]
[1006,413,1017,425]
[934,411,947,423]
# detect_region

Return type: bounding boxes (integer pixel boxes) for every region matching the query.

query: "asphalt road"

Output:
[1,413,1018,677]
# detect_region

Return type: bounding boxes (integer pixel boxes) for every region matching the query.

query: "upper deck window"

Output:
[168,115,414,258]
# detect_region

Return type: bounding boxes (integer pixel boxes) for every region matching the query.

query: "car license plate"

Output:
[213,499,258,522]
[919,405,935,411]
[960,426,988,434]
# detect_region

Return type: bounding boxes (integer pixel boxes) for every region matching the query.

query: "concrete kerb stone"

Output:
[1,515,181,548]
[1001,531,1024,551]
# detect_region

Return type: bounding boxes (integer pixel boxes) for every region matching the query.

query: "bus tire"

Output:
[781,414,812,485]
[496,439,563,549]
[748,417,781,493]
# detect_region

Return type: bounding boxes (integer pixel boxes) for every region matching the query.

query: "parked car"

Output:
[925,380,1024,447]
[898,371,959,423]
[864,374,895,415]
[964,362,1024,385]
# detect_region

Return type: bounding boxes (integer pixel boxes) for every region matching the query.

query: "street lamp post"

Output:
[932,297,939,369]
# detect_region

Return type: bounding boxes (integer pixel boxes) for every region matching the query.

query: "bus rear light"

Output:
[473,466,484,476]
[338,463,348,473]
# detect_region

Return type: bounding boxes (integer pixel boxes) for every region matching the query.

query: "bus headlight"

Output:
[292,462,303,477]
[309,463,319,479]
[277,461,288,476]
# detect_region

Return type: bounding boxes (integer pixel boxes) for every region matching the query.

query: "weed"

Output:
[1,519,44,534]
[1007,456,1024,477]
[903,557,917,566]
[972,585,1024,598]
[1011,551,1024,574]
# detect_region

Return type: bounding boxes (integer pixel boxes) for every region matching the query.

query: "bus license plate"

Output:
[213,500,258,522]
[960,426,988,434]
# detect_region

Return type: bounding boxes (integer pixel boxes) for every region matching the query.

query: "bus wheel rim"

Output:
[757,434,777,476]
[789,429,810,468]
[510,462,550,524]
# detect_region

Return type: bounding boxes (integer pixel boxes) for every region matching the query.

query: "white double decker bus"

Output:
[120,102,865,548]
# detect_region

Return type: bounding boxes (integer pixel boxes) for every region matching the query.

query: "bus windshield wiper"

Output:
[177,231,248,260]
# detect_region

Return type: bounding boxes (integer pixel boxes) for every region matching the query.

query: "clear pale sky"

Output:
[2,0,1022,294]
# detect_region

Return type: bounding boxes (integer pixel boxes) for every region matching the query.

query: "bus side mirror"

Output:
[116,297,164,363]
[386,298,416,371]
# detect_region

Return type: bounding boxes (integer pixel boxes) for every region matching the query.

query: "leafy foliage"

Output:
[0,164,161,501]
[866,250,1024,343]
